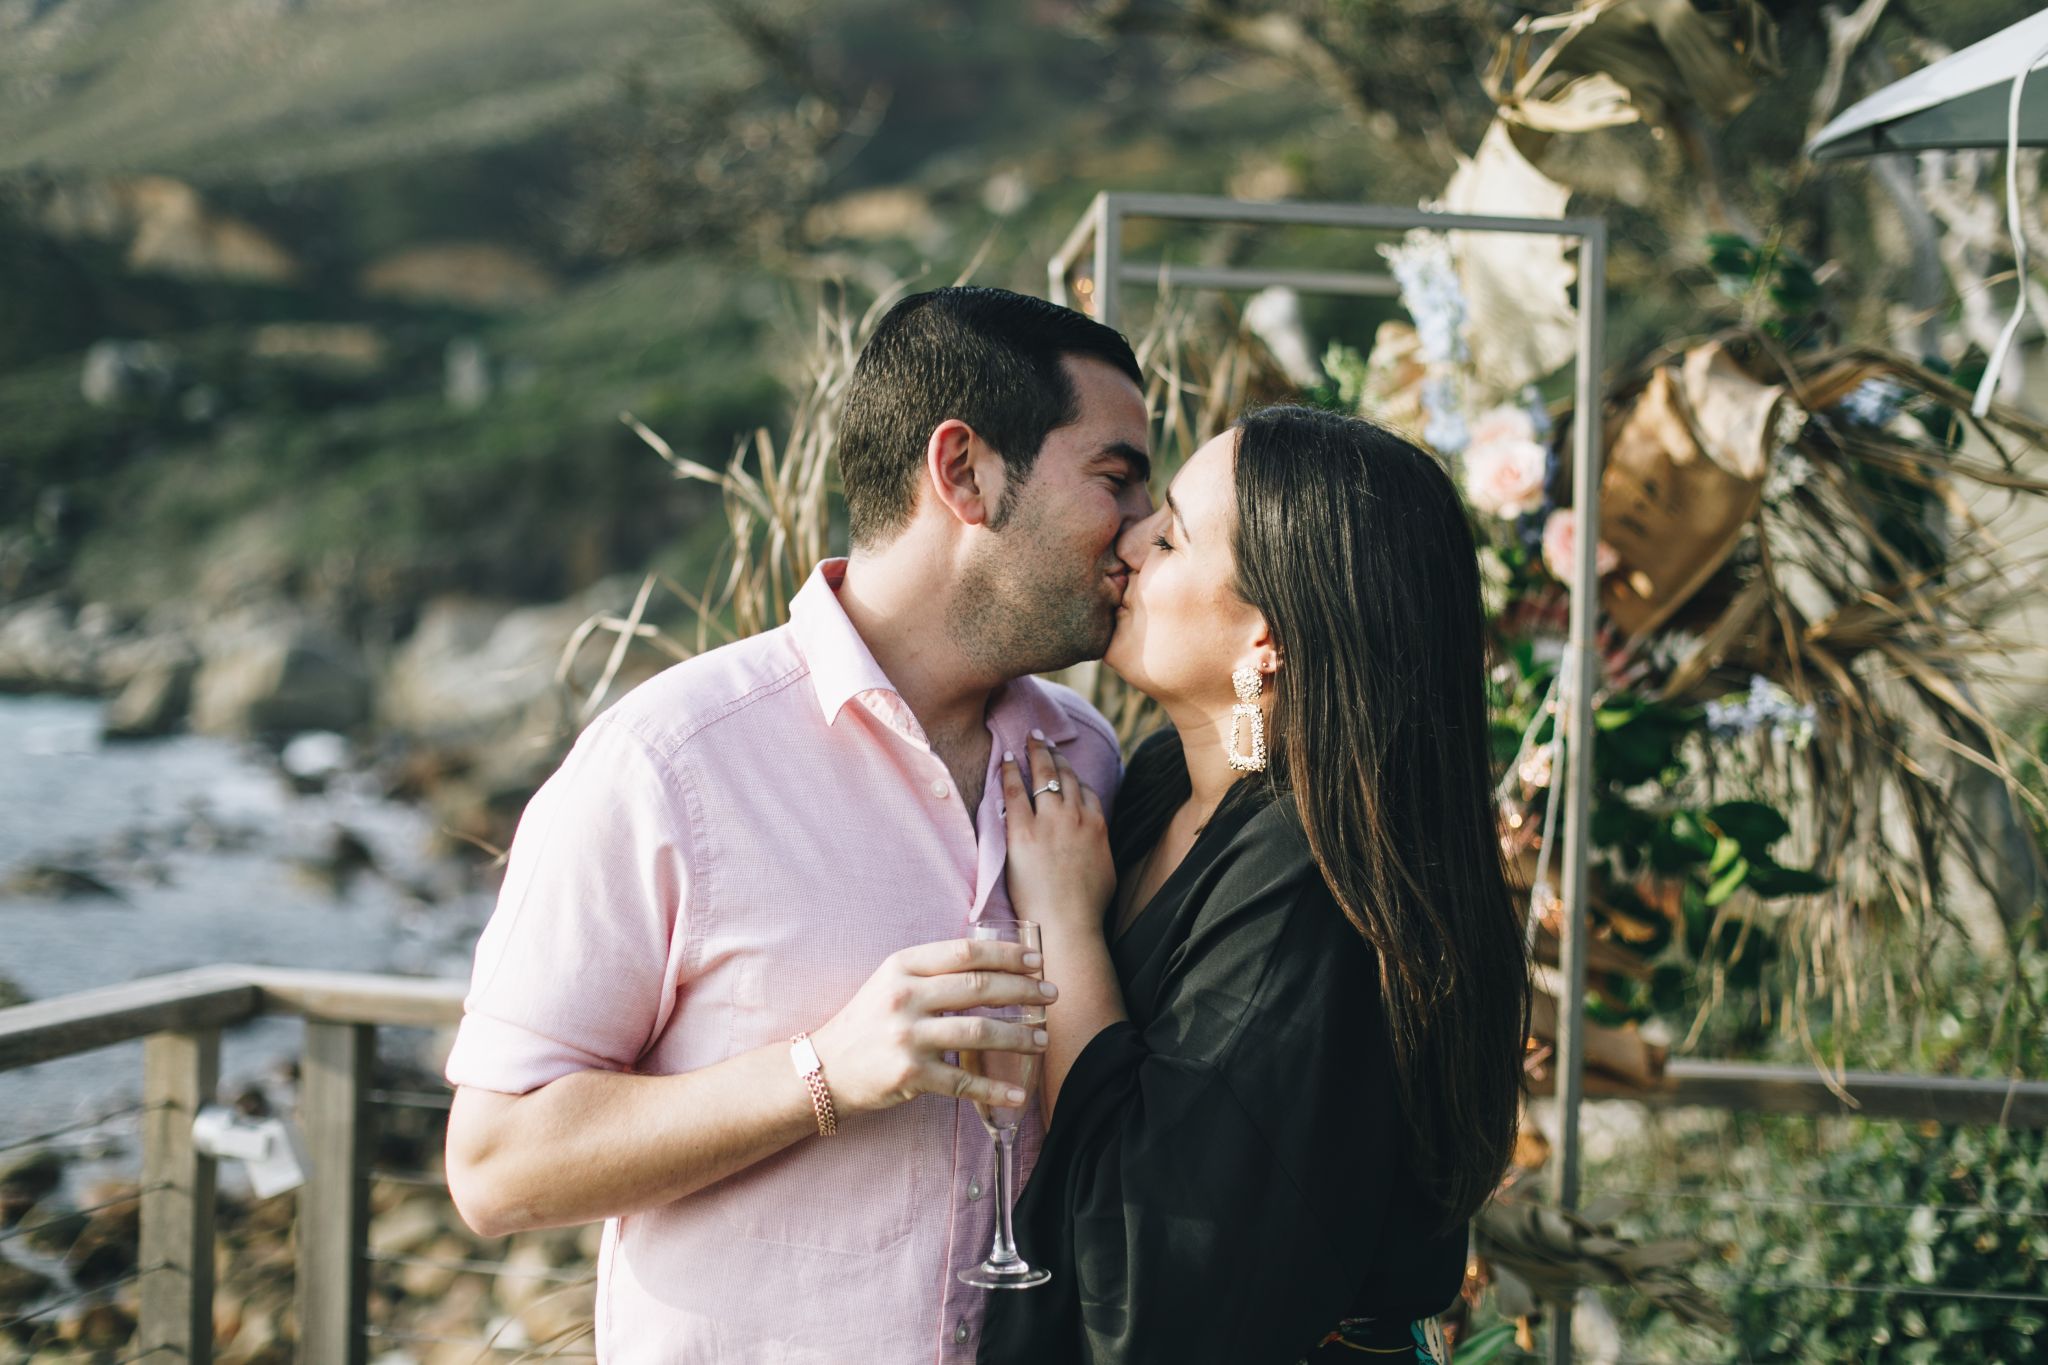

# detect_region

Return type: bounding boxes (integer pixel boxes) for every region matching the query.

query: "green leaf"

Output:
[1705,854,1750,907]
[1591,801,1657,853]
[1744,860,1834,899]
[1706,800,1791,854]
[1708,834,1744,877]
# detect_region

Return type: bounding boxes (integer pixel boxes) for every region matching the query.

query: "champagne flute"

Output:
[956,918,1051,1289]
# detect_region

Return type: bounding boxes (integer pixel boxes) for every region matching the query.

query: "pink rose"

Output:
[1467,405,1537,451]
[1541,507,1620,581]
[1463,429,1549,519]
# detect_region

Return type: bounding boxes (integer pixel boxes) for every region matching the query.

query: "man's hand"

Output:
[808,937,1056,1116]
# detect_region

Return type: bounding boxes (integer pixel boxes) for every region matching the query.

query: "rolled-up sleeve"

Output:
[444,718,693,1095]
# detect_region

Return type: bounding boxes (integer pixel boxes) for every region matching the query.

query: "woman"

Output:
[978,405,1530,1365]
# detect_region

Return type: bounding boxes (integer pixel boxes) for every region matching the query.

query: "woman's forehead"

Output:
[1168,430,1238,521]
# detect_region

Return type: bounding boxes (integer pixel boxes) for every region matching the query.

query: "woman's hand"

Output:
[999,734,1116,933]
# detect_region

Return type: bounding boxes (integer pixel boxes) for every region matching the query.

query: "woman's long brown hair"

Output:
[1231,404,1530,1232]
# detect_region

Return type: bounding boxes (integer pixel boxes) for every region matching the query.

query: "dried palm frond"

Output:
[1473,1194,1732,1332]
[555,280,906,713]
[1590,334,2048,1070]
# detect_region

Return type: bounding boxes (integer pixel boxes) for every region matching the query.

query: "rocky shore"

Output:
[0,582,666,851]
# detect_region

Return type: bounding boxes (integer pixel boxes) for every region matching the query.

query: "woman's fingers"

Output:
[1026,733,1069,804]
[998,748,1030,816]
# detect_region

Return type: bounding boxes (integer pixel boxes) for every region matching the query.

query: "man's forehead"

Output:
[1059,355,1149,435]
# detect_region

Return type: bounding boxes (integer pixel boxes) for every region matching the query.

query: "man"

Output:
[443,286,1152,1363]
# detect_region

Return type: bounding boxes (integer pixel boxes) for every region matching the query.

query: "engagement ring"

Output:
[1031,780,1061,797]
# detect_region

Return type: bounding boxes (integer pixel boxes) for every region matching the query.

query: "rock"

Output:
[104,654,197,740]
[490,1240,558,1314]
[368,1197,442,1257]
[360,243,559,311]
[21,1204,85,1256]
[61,1300,135,1351]
[64,1187,140,1289]
[397,1233,471,1300]
[280,731,350,786]
[0,976,28,1009]
[249,324,388,374]
[0,1150,66,1228]
[380,580,650,747]
[288,825,378,894]
[36,174,299,284]
[80,339,178,408]
[0,1251,56,1311]
[191,617,368,738]
[515,1275,595,1350]
[444,337,492,411]
[0,862,124,901]
[0,597,100,692]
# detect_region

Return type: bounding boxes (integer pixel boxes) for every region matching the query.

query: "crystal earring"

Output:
[1227,664,1266,772]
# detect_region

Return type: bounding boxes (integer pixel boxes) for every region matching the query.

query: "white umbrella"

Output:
[1808,11,2048,416]
[1808,10,2048,159]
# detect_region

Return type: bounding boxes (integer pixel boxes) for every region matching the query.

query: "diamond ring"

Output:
[1030,779,1061,797]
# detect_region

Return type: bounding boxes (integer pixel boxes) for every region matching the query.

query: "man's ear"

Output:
[925,419,1010,528]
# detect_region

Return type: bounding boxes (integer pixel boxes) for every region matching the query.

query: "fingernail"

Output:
[1022,951,1043,967]
[1030,727,1045,741]
[1039,981,1058,998]
[1033,1029,1049,1046]
[1007,1088,1026,1103]
[1002,750,1013,762]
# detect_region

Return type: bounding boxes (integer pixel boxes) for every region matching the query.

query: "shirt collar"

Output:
[787,558,1084,745]
[789,559,896,725]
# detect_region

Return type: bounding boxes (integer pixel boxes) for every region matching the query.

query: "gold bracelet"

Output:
[789,1032,838,1137]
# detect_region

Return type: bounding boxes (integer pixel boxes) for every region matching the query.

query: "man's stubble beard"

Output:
[950,484,1115,680]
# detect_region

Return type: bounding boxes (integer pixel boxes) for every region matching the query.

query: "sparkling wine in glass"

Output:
[956,918,1051,1290]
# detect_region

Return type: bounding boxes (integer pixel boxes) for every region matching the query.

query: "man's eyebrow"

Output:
[1099,440,1151,487]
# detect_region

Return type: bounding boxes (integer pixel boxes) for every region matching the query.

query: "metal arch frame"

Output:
[1050,191,1607,1365]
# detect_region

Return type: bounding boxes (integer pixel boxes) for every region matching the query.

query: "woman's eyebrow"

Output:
[1165,487,1188,540]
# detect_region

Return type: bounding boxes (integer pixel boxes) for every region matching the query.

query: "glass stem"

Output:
[988,1127,1021,1267]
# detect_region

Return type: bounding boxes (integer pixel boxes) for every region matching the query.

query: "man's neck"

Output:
[835,550,1001,753]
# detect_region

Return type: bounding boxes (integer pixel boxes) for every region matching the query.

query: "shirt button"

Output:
[931,778,951,799]
[967,1178,983,1201]
[954,1319,971,1345]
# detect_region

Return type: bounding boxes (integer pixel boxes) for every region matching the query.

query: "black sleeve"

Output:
[980,813,1423,1365]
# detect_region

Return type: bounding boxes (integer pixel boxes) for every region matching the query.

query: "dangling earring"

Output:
[1227,664,1267,772]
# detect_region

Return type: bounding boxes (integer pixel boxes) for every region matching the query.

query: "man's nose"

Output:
[1115,517,1150,567]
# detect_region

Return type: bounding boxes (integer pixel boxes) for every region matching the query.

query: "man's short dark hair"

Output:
[836,286,1142,547]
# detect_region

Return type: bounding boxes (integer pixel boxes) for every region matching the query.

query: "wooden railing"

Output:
[3,966,2045,1362]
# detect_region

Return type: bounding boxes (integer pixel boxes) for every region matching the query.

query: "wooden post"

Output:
[139,1029,220,1361]
[299,1021,374,1365]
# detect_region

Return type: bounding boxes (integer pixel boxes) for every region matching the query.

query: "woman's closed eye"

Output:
[1150,534,1174,553]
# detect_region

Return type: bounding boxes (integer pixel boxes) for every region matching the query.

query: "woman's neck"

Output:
[1164,699,1252,822]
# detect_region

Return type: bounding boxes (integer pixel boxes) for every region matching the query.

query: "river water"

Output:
[0,694,496,1142]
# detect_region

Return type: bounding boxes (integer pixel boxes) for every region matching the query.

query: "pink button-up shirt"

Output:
[445,559,1123,1364]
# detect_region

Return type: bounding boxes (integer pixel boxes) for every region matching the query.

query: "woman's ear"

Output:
[1249,618,1281,678]
[925,419,1008,528]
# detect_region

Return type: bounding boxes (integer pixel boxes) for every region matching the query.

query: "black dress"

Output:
[978,729,1467,1365]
